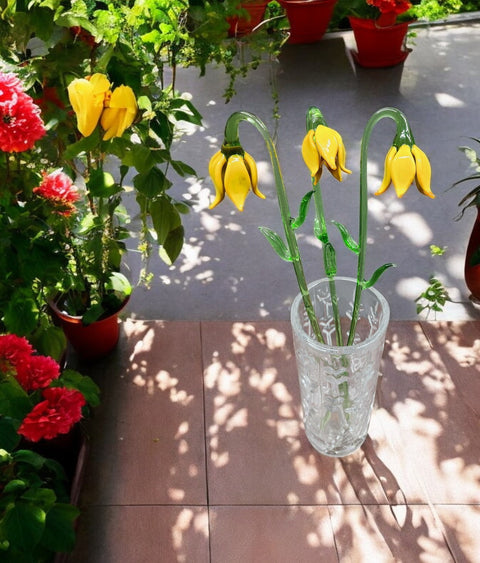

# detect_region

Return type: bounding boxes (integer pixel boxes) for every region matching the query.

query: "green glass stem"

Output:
[347,107,412,345]
[224,111,325,343]
[312,183,343,346]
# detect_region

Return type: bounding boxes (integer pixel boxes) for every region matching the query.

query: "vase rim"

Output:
[290,276,390,352]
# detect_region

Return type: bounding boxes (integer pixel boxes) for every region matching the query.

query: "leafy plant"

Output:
[0,448,79,562]
[415,245,451,318]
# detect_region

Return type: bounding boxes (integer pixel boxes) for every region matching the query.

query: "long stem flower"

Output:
[209,111,324,342]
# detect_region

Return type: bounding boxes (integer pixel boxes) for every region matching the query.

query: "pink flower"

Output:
[0,72,46,152]
[18,387,86,442]
[33,170,79,216]
[15,354,61,392]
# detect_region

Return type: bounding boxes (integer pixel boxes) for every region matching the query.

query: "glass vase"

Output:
[290,277,390,457]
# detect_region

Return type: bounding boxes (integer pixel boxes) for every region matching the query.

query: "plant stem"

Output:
[348,107,411,345]
[224,111,324,343]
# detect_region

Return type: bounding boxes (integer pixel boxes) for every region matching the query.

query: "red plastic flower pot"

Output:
[349,16,411,68]
[227,2,269,36]
[279,0,337,44]
[50,297,129,361]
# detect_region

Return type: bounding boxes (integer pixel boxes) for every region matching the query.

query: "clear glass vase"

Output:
[290,277,390,457]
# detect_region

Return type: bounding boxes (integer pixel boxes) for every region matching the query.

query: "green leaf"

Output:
[151,197,181,245]
[170,159,197,177]
[2,501,46,553]
[87,169,119,198]
[258,227,292,262]
[0,380,31,421]
[332,221,360,254]
[0,417,21,451]
[55,369,101,408]
[470,247,480,267]
[3,291,38,336]
[362,263,396,289]
[291,191,314,230]
[159,225,184,266]
[134,168,172,198]
[41,503,80,553]
[63,130,101,160]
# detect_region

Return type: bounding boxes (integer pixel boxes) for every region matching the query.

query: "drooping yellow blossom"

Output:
[375,143,435,199]
[67,73,111,137]
[100,85,138,141]
[209,149,265,212]
[301,125,351,184]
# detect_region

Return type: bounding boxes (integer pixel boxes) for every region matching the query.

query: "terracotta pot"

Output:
[50,296,129,361]
[349,16,411,68]
[279,0,337,44]
[465,206,480,301]
[227,1,269,36]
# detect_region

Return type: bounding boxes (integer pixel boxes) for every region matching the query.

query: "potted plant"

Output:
[0,73,69,361]
[0,333,100,453]
[0,447,80,561]
[342,0,415,67]
[451,138,480,302]
[0,333,100,559]
[278,0,338,44]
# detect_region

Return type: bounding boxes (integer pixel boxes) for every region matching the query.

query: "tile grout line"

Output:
[199,321,213,562]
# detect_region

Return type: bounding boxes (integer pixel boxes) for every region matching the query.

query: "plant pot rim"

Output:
[348,15,415,29]
[290,276,390,353]
[49,294,130,325]
[279,0,337,5]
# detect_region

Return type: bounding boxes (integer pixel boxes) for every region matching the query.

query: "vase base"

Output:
[305,428,367,457]
[350,48,410,68]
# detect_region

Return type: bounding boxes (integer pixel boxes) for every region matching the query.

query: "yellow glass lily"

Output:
[302,125,351,184]
[67,73,111,137]
[100,85,138,141]
[209,150,265,212]
[375,143,435,199]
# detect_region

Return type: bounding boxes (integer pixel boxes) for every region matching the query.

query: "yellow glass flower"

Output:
[375,144,435,199]
[209,150,265,212]
[301,125,351,184]
[67,73,111,137]
[100,85,138,141]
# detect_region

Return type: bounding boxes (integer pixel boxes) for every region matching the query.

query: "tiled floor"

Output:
[68,319,480,562]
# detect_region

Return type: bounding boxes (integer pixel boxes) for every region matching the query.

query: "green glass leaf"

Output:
[362,263,396,289]
[291,191,314,230]
[324,242,337,277]
[332,221,360,254]
[258,227,292,262]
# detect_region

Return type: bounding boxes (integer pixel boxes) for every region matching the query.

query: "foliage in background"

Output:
[0,0,286,341]
[415,245,451,318]
[330,0,480,29]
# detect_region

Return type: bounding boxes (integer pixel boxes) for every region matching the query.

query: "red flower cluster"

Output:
[367,0,411,14]
[0,334,86,442]
[0,72,46,153]
[18,387,86,442]
[33,170,80,216]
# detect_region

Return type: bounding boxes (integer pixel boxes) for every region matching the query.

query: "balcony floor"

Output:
[68,319,480,562]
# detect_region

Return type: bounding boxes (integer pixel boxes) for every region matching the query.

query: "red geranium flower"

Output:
[15,354,61,392]
[0,72,46,152]
[367,0,411,14]
[33,170,79,216]
[18,387,86,442]
[0,334,33,373]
